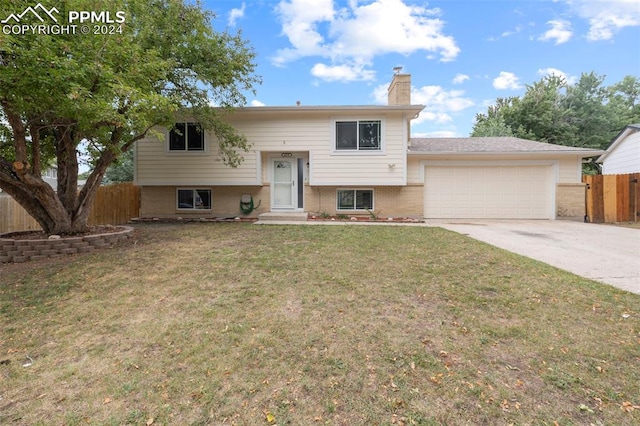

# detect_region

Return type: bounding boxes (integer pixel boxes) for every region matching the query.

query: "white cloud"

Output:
[250,100,266,106]
[538,19,573,44]
[452,73,469,84]
[272,0,334,65]
[537,67,578,85]
[311,63,375,82]
[564,0,640,41]
[371,83,473,124]
[501,25,523,38]
[487,24,524,41]
[273,0,460,81]
[228,3,246,27]
[493,71,522,90]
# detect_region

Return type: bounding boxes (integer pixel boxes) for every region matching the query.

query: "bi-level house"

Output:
[134,74,602,220]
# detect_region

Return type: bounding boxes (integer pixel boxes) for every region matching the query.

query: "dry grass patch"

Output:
[1,223,639,425]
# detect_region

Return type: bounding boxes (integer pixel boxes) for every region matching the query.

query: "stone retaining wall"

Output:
[0,226,134,263]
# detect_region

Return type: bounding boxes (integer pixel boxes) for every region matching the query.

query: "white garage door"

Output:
[424,165,554,219]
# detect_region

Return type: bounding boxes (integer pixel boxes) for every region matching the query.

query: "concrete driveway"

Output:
[426,220,640,295]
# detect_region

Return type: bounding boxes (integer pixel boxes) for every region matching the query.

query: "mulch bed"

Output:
[308,215,422,223]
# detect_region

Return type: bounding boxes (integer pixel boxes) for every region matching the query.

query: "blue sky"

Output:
[205,0,640,137]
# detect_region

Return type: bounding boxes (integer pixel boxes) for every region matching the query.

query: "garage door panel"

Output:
[424,165,553,219]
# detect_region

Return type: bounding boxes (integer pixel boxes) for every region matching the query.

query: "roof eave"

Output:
[597,124,640,163]
[234,104,425,114]
[408,150,604,157]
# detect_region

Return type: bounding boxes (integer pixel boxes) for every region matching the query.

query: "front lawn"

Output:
[1,223,638,425]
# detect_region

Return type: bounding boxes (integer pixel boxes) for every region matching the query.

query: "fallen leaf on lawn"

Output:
[501,399,509,410]
[103,397,111,404]
[621,401,640,412]
[579,404,594,413]
[265,411,275,423]
[146,418,154,425]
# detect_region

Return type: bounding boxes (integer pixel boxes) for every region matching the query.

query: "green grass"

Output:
[1,223,639,425]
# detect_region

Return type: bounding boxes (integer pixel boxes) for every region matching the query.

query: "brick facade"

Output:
[141,185,425,219]
[556,183,586,218]
[140,186,270,218]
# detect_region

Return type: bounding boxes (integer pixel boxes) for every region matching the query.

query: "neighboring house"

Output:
[134,74,603,220]
[0,166,58,196]
[597,124,640,175]
[42,166,58,189]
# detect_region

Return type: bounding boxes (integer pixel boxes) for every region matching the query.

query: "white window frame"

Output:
[336,189,374,211]
[331,118,385,154]
[167,122,206,153]
[176,188,212,210]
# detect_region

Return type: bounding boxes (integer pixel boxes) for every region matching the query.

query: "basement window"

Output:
[169,122,204,151]
[177,189,211,210]
[337,189,373,210]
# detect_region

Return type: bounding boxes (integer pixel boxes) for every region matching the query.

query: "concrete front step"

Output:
[257,212,309,222]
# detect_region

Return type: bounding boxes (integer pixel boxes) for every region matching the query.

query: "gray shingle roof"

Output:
[409,137,602,154]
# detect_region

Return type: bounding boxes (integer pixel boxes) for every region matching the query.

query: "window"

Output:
[335,120,381,151]
[337,189,373,210]
[43,168,57,178]
[169,122,204,151]
[177,189,211,210]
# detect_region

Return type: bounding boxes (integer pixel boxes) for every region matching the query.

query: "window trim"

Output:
[331,118,385,154]
[167,122,206,153]
[176,188,212,211]
[336,188,374,211]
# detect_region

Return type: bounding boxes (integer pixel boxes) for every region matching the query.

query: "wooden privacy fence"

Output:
[0,182,140,233]
[583,173,640,223]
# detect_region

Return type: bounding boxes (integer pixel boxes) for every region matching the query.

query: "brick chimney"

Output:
[388,73,411,105]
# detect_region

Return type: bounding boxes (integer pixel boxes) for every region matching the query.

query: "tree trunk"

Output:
[0,168,72,234]
[1,105,144,234]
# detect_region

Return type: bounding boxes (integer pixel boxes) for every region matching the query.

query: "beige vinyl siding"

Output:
[407,154,583,184]
[136,110,410,186]
[557,157,582,182]
[136,127,259,185]
[311,114,407,185]
[229,116,329,152]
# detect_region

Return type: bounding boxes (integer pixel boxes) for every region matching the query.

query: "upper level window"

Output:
[336,120,381,151]
[169,122,204,151]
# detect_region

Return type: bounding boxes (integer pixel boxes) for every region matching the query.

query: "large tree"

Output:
[470,102,515,137]
[0,0,259,234]
[472,73,640,150]
[103,149,133,184]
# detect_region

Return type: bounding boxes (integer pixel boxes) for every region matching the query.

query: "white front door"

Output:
[272,158,297,209]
